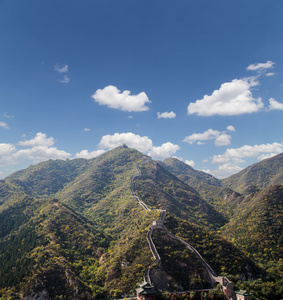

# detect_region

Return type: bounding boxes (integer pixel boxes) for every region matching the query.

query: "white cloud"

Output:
[14,146,71,162]
[75,149,105,159]
[212,155,230,165]
[212,142,283,165]
[19,132,55,147]
[0,143,15,157]
[269,98,283,111]
[157,111,176,119]
[210,141,283,178]
[187,78,263,116]
[54,64,69,73]
[209,163,244,179]
[247,60,275,71]
[98,132,179,160]
[92,85,151,112]
[183,129,220,144]
[83,128,91,132]
[0,121,8,129]
[59,75,70,83]
[258,153,277,161]
[266,72,275,77]
[215,134,231,146]
[185,160,195,168]
[99,132,153,152]
[148,142,180,160]
[227,125,236,132]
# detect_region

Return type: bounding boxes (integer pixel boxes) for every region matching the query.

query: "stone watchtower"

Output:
[235,290,252,300]
[136,281,159,300]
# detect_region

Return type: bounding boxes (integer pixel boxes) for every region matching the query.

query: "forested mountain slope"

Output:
[135,159,226,229]
[162,158,244,218]
[222,185,283,262]
[5,158,90,198]
[162,157,221,187]
[222,152,283,194]
[0,147,282,299]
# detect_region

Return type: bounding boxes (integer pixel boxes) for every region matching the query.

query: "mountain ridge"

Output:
[0,147,282,299]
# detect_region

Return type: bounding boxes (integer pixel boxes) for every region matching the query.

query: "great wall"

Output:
[131,156,237,300]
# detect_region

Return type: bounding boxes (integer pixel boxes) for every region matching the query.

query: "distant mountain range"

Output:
[0,146,282,299]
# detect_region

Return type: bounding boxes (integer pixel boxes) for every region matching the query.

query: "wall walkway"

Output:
[131,156,236,299]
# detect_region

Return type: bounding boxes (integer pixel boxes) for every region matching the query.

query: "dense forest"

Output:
[0,146,282,299]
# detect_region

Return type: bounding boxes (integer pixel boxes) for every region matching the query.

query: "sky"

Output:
[1,0,283,179]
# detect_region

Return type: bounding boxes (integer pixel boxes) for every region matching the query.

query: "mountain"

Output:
[163,154,283,259]
[222,185,283,262]
[162,158,244,218]
[0,197,100,299]
[222,152,283,194]
[162,157,221,187]
[0,147,282,299]
[5,158,90,198]
[135,159,226,228]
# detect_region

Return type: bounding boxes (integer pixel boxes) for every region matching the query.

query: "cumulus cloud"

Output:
[54,64,69,73]
[157,111,176,119]
[258,153,278,161]
[185,160,195,168]
[19,132,55,147]
[92,85,151,112]
[183,129,220,144]
[227,125,236,132]
[14,146,71,162]
[83,128,91,132]
[215,134,231,146]
[212,142,283,165]
[98,132,179,160]
[7,132,70,165]
[266,72,275,77]
[0,143,15,157]
[0,133,114,177]
[209,163,244,179]
[187,78,263,116]
[148,142,180,160]
[0,131,73,171]
[75,149,105,159]
[99,132,153,152]
[269,98,283,111]
[247,60,275,71]
[0,121,8,129]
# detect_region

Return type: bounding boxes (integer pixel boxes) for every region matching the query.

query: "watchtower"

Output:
[136,281,158,300]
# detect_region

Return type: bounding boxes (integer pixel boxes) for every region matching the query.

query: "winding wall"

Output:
[131,156,235,299]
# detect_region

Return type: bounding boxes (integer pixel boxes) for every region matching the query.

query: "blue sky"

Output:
[1,0,283,179]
